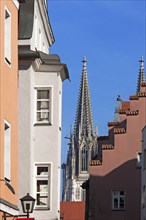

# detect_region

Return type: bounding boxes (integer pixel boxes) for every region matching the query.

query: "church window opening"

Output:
[81,146,88,171]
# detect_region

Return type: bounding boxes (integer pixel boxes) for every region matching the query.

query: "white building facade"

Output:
[18,1,69,219]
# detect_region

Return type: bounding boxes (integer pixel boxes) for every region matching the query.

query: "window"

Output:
[76,187,80,201]
[35,164,51,209]
[4,7,11,65]
[81,146,88,171]
[112,190,125,210]
[4,120,11,180]
[137,152,142,168]
[36,88,51,124]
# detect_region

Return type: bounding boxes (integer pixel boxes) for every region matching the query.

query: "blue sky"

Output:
[48,0,146,163]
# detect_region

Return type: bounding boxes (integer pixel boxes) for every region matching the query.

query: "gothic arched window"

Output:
[81,146,88,171]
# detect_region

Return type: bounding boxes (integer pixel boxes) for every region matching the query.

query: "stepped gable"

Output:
[90,57,146,167]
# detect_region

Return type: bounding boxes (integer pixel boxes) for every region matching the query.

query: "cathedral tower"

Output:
[62,57,97,201]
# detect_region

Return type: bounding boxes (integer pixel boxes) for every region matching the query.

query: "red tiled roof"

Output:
[121,101,130,111]
[129,95,139,100]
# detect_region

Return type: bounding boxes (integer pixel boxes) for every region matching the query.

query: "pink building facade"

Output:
[85,58,145,220]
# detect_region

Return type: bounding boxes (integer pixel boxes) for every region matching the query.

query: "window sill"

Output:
[34,207,50,211]
[34,122,52,126]
[112,209,125,211]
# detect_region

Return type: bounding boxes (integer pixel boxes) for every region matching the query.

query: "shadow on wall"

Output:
[87,159,141,220]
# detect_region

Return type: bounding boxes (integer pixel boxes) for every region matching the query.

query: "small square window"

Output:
[112,190,125,210]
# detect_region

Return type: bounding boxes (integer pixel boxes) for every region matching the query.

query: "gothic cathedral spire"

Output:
[62,57,96,202]
[136,56,145,94]
[74,56,94,140]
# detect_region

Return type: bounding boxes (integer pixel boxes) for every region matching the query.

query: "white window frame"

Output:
[4,120,11,180]
[4,6,11,66]
[13,0,19,9]
[35,87,52,125]
[35,163,51,210]
[112,190,125,210]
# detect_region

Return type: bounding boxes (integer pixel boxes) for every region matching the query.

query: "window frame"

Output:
[4,6,11,66]
[81,145,88,172]
[112,190,126,211]
[35,163,51,210]
[4,120,11,180]
[34,87,52,125]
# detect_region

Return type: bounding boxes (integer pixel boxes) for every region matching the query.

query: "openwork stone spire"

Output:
[74,56,94,140]
[136,56,145,94]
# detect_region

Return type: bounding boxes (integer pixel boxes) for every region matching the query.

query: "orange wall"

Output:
[0,0,18,208]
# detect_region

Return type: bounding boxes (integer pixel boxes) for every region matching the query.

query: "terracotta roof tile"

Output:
[137,92,146,97]
[121,101,130,111]
[141,82,146,87]
[114,128,126,134]
[126,110,139,116]
[90,160,102,166]
[102,144,114,150]
[129,96,139,100]
[108,122,119,127]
